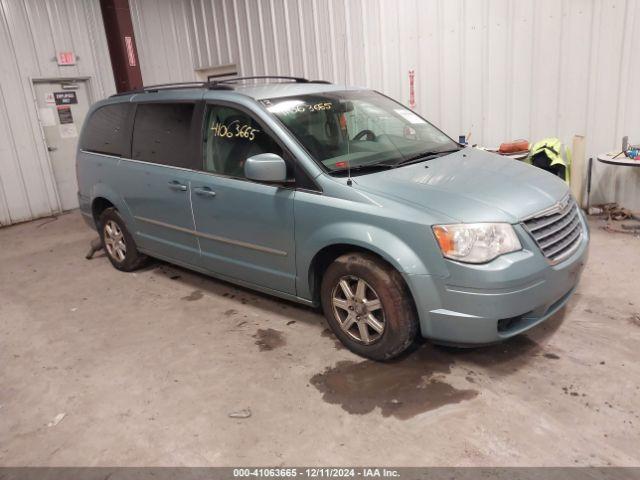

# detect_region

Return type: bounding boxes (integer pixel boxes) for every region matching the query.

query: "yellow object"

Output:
[525,137,571,184]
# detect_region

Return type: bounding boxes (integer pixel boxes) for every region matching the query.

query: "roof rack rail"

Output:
[208,75,310,85]
[110,82,208,97]
[110,75,333,97]
[143,82,207,92]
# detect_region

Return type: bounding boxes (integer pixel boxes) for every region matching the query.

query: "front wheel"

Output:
[320,252,418,361]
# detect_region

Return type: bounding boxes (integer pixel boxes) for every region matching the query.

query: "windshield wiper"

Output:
[397,148,461,167]
[330,162,396,175]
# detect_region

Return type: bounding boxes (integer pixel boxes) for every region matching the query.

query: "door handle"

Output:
[168,181,187,191]
[193,187,216,198]
[47,146,57,152]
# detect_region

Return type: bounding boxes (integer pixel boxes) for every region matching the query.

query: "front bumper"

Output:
[404,210,590,345]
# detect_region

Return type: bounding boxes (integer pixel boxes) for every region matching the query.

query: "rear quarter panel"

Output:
[76,151,135,229]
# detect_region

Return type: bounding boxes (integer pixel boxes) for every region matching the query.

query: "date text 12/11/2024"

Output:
[232,468,400,478]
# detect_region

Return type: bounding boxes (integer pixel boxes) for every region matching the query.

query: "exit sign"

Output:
[57,52,76,66]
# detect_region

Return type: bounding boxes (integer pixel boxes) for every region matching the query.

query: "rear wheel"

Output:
[98,207,147,271]
[321,252,418,361]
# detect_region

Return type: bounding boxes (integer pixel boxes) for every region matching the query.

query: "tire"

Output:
[98,207,147,272]
[320,252,418,361]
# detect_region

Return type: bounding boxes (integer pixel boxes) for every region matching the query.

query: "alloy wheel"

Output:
[103,220,127,262]
[331,275,385,344]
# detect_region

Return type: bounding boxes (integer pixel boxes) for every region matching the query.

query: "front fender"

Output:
[296,222,434,300]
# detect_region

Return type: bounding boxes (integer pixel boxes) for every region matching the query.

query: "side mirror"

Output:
[244,153,289,183]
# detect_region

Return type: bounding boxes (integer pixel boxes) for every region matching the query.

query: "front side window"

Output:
[81,103,132,157]
[131,103,195,168]
[203,105,283,178]
[262,90,459,173]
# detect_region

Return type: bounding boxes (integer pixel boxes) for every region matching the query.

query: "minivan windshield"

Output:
[262,90,459,173]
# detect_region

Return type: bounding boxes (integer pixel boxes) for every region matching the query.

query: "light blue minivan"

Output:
[76,76,589,360]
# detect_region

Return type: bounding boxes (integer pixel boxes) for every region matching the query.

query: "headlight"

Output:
[432,223,522,263]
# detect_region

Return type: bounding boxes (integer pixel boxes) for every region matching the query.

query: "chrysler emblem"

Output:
[555,195,570,212]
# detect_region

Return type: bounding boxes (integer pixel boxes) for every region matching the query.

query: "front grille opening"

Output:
[523,196,583,263]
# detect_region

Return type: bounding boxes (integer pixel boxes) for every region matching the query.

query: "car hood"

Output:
[351,148,569,223]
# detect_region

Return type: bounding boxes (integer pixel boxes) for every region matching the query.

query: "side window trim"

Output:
[201,100,322,192]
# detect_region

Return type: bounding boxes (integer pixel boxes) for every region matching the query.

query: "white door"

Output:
[34,80,90,211]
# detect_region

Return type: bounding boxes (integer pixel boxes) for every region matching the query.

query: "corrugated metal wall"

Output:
[0,0,115,226]
[131,0,640,209]
[1,0,637,226]
[129,0,196,84]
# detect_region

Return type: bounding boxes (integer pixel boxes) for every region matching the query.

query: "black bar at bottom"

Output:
[0,467,638,480]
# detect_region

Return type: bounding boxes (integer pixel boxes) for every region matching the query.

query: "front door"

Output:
[34,80,90,211]
[190,104,296,294]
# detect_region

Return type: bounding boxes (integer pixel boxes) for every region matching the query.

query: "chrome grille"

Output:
[523,195,583,264]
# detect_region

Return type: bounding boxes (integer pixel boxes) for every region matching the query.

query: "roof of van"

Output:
[230,82,359,100]
[109,77,362,103]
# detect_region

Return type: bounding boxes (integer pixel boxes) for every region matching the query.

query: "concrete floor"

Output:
[1,212,639,467]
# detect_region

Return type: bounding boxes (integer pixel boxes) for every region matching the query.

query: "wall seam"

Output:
[256,0,269,75]
[613,0,632,148]
[211,0,222,65]
[268,0,280,74]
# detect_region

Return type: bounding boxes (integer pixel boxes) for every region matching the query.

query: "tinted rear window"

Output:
[81,103,132,157]
[131,103,195,168]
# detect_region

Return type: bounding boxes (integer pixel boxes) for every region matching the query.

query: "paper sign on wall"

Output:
[38,107,57,127]
[44,92,56,105]
[57,107,74,124]
[59,124,78,138]
[54,91,78,105]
